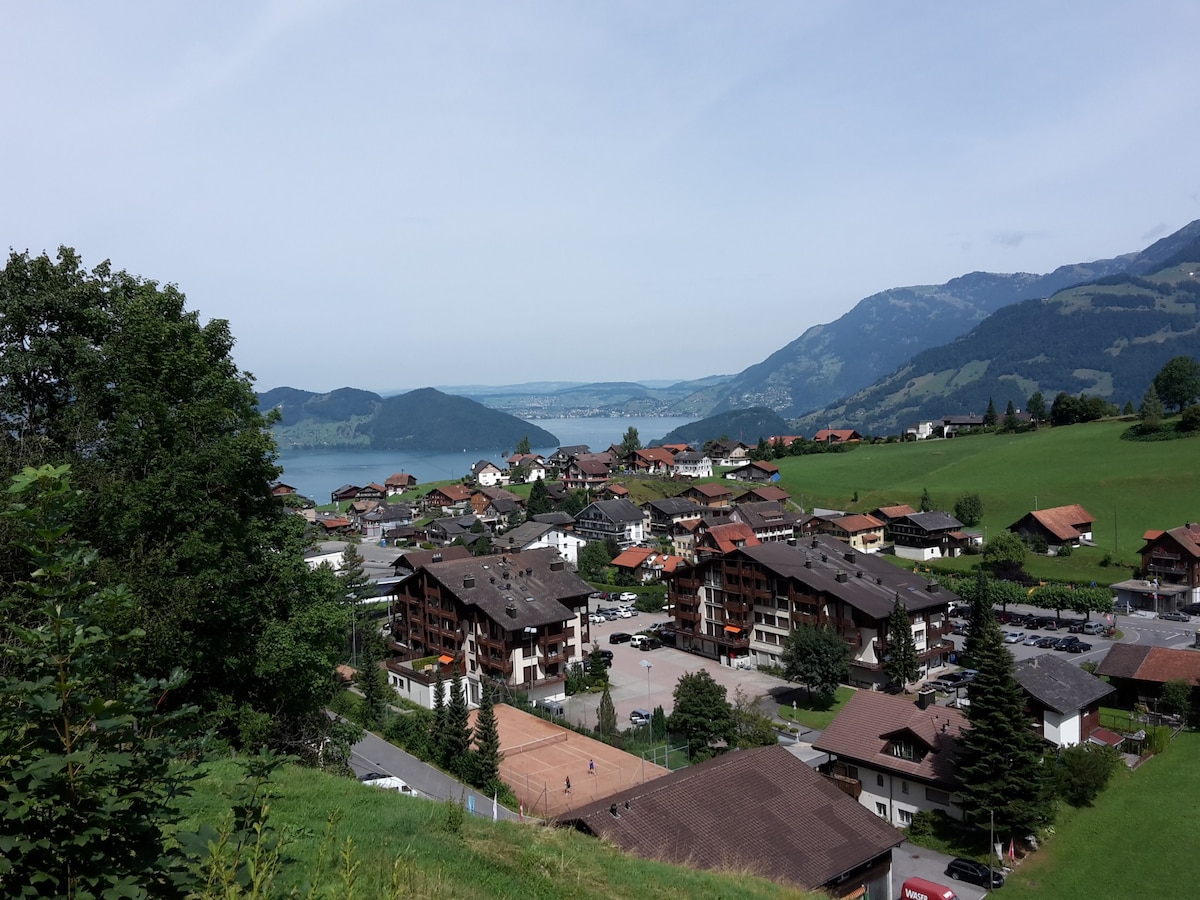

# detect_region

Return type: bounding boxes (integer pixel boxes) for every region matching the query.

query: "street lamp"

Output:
[640,659,653,714]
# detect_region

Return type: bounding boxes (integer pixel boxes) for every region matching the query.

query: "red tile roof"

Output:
[610,546,656,568]
[1020,504,1095,542]
[874,504,917,520]
[1096,643,1200,686]
[814,691,968,790]
[688,482,733,498]
[830,513,885,534]
[702,522,762,553]
[739,485,791,502]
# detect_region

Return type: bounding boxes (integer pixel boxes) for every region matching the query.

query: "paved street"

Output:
[892,841,992,900]
[347,723,522,821]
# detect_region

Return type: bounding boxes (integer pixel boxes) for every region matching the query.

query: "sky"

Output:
[4,2,1200,395]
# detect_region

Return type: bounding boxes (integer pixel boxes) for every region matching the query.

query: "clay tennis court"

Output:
[469,704,670,820]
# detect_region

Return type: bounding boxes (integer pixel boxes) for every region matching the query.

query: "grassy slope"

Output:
[1002,732,1200,898]
[180,760,814,900]
[769,422,1200,581]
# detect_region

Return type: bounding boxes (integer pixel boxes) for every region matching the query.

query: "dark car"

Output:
[1040,618,1059,631]
[1067,641,1093,653]
[945,857,1005,889]
[1182,602,1200,616]
[609,631,632,644]
[642,637,663,650]
[1054,636,1081,651]
[1035,636,1058,648]
[657,629,677,647]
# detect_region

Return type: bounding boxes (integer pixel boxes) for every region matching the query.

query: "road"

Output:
[348,725,522,822]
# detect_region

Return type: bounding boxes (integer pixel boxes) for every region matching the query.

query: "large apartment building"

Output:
[667,534,958,688]
[385,547,592,707]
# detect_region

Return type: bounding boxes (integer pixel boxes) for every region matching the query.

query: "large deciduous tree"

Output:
[620,427,642,457]
[1026,391,1046,425]
[781,623,849,706]
[667,670,735,761]
[0,248,348,752]
[1152,355,1200,413]
[953,492,984,527]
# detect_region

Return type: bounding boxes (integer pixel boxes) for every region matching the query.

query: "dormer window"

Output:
[888,740,926,763]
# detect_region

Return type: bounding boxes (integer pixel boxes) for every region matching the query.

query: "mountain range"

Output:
[260,218,1200,444]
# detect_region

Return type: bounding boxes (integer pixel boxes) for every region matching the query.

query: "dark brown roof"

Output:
[738,485,791,503]
[813,691,967,790]
[1138,523,1200,559]
[1098,645,1200,687]
[687,482,733,498]
[1094,643,1151,680]
[557,745,901,891]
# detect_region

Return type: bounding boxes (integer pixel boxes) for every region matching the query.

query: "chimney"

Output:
[505,601,517,618]
[836,571,849,583]
[550,559,564,571]
[844,550,856,563]
[463,575,475,588]
[926,582,940,593]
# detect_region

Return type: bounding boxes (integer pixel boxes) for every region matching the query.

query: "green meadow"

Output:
[770,421,1200,583]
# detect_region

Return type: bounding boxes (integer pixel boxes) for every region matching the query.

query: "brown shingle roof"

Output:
[688,482,733,498]
[813,691,967,790]
[873,504,917,521]
[557,745,902,891]
[1017,504,1094,542]
[1093,643,1150,680]
[703,522,762,553]
[1132,647,1200,687]
[830,513,885,534]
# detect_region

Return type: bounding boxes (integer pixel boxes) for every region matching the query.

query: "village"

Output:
[277,431,1200,900]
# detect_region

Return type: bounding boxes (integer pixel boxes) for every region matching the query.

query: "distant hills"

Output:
[653,407,792,447]
[257,386,557,451]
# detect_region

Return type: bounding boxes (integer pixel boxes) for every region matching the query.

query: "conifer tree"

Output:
[430,668,448,765]
[471,682,502,792]
[884,597,920,691]
[598,685,618,739]
[919,487,934,513]
[444,666,473,779]
[355,633,389,730]
[1003,400,1020,432]
[958,580,1053,841]
[1139,382,1164,430]
[983,398,997,427]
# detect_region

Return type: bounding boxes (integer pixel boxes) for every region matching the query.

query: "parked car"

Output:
[1067,641,1094,654]
[617,608,634,618]
[1114,600,1136,615]
[1041,618,1060,631]
[1022,634,1041,646]
[656,629,677,647]
[953,622,971,636]
[1081,621,1106,635]
[1067,622,1085,633]
[609,631,632,644]
[588,612,606,624]
[945,857,1005,889]
[1181,602,1200,616]
[630,708,651,726]
[618,592,638,602]
[1004,631,1026,643]
[1158,610,1191,622]
[928,671,976,692]
[360,773,420,797]
[1054,636,1081,651]
[1035,636,1059,649]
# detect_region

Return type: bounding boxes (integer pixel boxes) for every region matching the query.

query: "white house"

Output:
[671,451,713,479]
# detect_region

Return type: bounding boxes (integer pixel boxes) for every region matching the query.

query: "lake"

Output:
[274,415,696,503]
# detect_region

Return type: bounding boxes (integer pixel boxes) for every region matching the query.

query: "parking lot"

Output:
[563,599,786,732]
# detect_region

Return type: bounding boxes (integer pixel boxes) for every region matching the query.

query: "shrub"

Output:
[1053,743,1121,807]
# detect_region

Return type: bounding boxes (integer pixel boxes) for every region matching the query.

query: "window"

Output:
[926,788,950,806]
[877,773,884,787]
[901,781,909,795]
[898,809,913,826]
[875,802,888,818]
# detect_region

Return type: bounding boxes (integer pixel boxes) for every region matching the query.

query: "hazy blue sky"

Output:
[5,2,1199,394]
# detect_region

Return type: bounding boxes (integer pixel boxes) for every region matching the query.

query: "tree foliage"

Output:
[444,667,473,779]
[355,632,390,730]
[527,478,552,516]
[983,530,1027,570]
[884,599,920,691]
[0,248,348,751]
[1139,382,1165,430]
[578,540,613,581]
[1026,391,1046,425]
[667,670,735,761]
[598,685,618,739]
[620,427,642,457]
[958,589,1053,839]
[953,492,984,527]
[731,686,777,749]
[781,624,849,706]
[983,398,997,427]
[1152,355,1200,413]
[516,435,532,455]
[471,682,502,793]
[0,465,202,899]
[1053,743,1121,808]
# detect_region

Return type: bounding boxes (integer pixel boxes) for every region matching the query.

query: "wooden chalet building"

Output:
[727,500,800,544]
[425,484,473,515]
[562,457,611,492]
[574,498,645,548]
[681,481,734,509]
[667,534,958,685]
[1008,504,1094,552]
[725,459,780,483]
[816,513,886,554]
[1136,522,1200,604]
[385,472,418,495]
[886,511,969,561]
[330,483,361,503]
[384,547,593,708]
[1012,653,1114,748]
[641,496,703,536]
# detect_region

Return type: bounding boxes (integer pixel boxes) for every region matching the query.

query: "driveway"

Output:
[891,841,992,900]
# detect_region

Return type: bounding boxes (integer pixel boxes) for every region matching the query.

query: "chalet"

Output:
[668,534,957,683]
[904,421,935,441]
[367,503,414,541]
[558,745,903,899]
[940,415,984,437]
[330,484,361,503]
[641,496,703,536]
[532,510,575,529]
[661,442,692,454]
[694,522,761,559]
[506,453,547,482]
[391,546,472,579]
[671,450,713,479]
[574,498,646,548]
[598,482,630,500]
[610,546,686,584]
[426,514,485,547]
[315,515,353,534]
[816,513,886,554]
[1135,522,1200,605]
[725,459,780,483]
[737,485,791,504]
[765,435,805,450]
[887,511,968,561]
[682,481,734,509]
[385,472,418,495]
[1013,653,1114,748]
[1008,504,1094,552]
[356,483,387,501]
[669,517,702,563]
[542,482,569,505]
[814,691,968,828]
[1095,643,1200,710]
[384,547,592,707]
[494,521,587,568]
[470,486,525,525]
[562,457,610,492]
[707,439,752,467]
[813,429,863,444]
[425,484,473,515]
[547,445,590,470]
[270,481,298,496]
[624,447,675,475]
[470,460,506,487]
[728,500,801,544]
[871,504,917,526]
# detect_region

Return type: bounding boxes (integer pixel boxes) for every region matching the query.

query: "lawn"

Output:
[1000,731,1200,898]
[777,686,855,731]
[177,759,813,899]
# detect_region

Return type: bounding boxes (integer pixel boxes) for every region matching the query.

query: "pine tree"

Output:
[444,666,473,779]
[884,597,920,691]
[598,685,618,739]
[471,682,502,792]
[527,478,552,516]
[355,633,389,730]
[958,582,1053,841]
[983,398,998,427]
[651,705,667,741]
[430,668,448,765]
[339,543,372,665]
[1003,400,1019,432]
[919,487,934,513]
[1139,382,1164,430]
